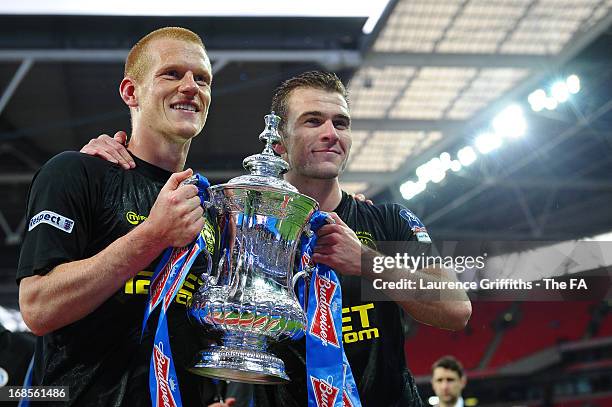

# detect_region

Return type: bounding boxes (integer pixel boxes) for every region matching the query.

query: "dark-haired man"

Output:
[431,356,466,407]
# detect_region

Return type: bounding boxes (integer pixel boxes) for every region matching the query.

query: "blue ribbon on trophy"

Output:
[298,211,362,407]
[142,174,210,407]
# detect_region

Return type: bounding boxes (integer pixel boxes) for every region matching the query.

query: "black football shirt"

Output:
[256,191,427,407]
[18,152,217,406]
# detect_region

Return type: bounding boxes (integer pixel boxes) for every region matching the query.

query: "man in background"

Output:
[431,356,467,407]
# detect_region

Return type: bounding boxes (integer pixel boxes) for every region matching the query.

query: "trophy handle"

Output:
[292,267,310,313]
[291,269,308,290]
[200,245,214,286]
[291,214,334,312]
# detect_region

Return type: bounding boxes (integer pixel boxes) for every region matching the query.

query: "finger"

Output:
[188,211,205,228]
[113,130,128,145]
[316,224,342,237]
[225,397,236,406]
[313,245,334,255]
[88,148,119,164]
[316,231,340,242]
[79,145,95,155]
[184,196,205,215]
[80,134,109,153]
[97,133,114,141]
[175,184,200,201]
[366,199,373,206]
[164,169,193,191]
[110,131,135,168]
[96,138,127,168]
[312,253,332,266]
[327,212,346,226]
[354,193,366,202]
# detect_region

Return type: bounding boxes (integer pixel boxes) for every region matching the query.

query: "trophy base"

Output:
[189,346,290,384]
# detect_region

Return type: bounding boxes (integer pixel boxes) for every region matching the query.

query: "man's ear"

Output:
[119,77,138,108]
[460,375,467,390]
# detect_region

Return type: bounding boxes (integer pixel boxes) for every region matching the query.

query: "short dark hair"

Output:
[270,71,349,135]
[432,356,464,378]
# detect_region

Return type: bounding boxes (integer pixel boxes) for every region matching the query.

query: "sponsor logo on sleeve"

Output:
[28,210,75,233]
[399,208,431,243]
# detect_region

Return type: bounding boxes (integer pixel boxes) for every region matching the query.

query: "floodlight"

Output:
[457,146,477,166]
[528,89,547,112]
[566,74,580,94]
[492,105,526,138]
[450,160,462,172]
[544,97,558,110]
[400,180,426,200]
[475,132,503,154]
[551,81,569,103]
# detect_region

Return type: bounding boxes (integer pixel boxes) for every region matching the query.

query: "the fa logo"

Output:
[570,278,588,289]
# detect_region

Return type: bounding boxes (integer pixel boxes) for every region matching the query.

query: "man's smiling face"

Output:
[134,38,212,142]
[281,87,352,180]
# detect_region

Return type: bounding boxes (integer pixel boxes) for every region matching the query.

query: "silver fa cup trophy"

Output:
[188,113,319,384]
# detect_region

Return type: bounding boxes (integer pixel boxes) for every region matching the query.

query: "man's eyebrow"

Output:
[298,110,324,119]
[298,111,351,123]
[156,64,212,79]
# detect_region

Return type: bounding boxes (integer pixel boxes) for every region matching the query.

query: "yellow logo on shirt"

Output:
[342,302,379,344]
[356,231,377,250]
[126,211,147,225]
[339,233,381,344]
[124,270,203,306]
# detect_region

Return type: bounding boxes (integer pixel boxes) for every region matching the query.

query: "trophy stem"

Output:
[189,331,290,384]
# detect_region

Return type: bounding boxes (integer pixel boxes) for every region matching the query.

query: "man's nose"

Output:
[320,120,339,143]
[179,72,198,96]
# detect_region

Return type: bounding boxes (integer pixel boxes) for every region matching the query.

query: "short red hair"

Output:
[124,27,206,81]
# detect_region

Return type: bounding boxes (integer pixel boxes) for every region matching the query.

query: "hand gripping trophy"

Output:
[187,113,318,384]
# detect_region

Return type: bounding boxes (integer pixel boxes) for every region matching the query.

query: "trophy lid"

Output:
[225,112,298,193]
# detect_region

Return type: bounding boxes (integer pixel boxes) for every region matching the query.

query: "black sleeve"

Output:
[375,204,433,261]
[17,152,101,283]
[388,203,432,244]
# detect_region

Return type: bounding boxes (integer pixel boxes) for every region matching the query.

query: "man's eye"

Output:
[164,70,179,78]
[306,118,321,125]
[334,121,349,129]
[195,76,210,86]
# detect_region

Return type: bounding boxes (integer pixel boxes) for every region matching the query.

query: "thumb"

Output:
[163,168,193,191]
[328,211,346,226]
[114,130,128,145]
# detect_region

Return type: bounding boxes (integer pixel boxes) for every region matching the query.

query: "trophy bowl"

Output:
[187,114,318,384]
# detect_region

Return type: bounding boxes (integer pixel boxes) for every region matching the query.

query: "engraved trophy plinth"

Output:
[187,113,318,384]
